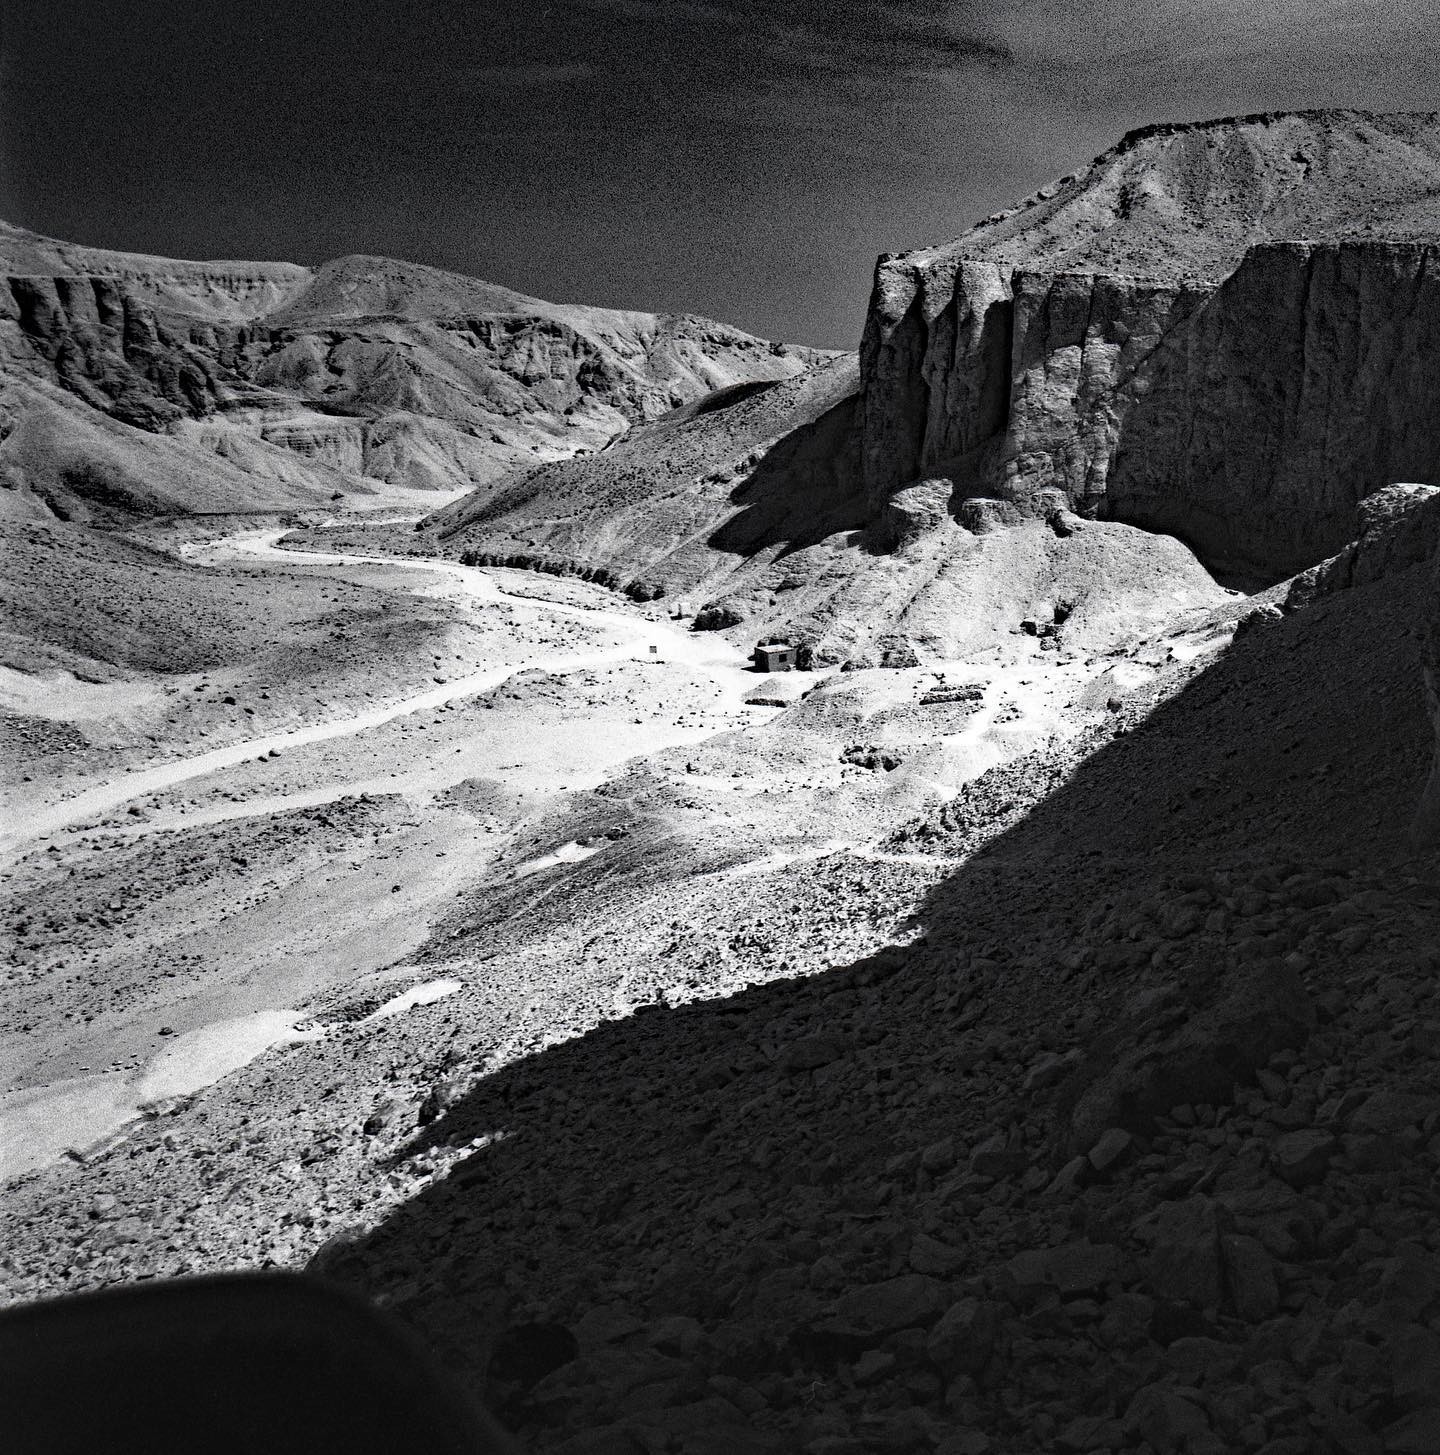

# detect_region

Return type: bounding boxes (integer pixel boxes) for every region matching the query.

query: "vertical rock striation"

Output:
[1418,547,1440,847]
[1103,242,1440,575]
[858,110,1440,579]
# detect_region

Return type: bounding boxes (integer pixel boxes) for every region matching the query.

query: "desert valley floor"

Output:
[5,491,1196,1180]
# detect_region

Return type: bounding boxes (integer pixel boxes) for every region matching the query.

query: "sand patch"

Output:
[0,1075,138,1182]
[137,1012,323,1104]
[0,666,161,722]
[362,979,463,1023]
[0,1012,323,1180]
[514,840,605,878]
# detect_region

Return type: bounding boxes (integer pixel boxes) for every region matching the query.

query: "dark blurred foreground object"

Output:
[0,1270,520,1455]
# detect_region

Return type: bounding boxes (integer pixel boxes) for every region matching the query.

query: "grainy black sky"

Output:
[2,1,1437,346]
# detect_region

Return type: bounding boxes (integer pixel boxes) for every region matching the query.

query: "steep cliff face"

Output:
[1420,549,1440,846]
[1104,242,1440,574]
[859,109,1440,577]
[998,270,1210,514]
[1,272,279,430]
[0,223,828,513]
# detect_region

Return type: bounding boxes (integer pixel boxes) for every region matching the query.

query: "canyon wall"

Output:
[1418,546,1440,847]
[1103,242,1440,575]
[859,110,1440,579]
[859,256,1014,501]
[860,241,1440,579]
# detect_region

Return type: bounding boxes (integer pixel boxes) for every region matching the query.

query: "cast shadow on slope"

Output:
[317,561,1438,1446]
[703,386,870,560]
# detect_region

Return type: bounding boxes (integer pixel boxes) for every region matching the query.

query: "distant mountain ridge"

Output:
[0,220,830,520]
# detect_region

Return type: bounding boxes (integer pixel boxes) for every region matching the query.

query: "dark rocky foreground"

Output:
[320,846,1439,1455]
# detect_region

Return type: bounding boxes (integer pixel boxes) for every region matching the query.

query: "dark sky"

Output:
[3,1,1437,347]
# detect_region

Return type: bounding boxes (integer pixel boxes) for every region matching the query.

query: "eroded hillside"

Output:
[0,220,827,520]
[2,106,1439,1455]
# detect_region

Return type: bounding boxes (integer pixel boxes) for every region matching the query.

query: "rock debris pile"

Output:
[301,852,1439,1455]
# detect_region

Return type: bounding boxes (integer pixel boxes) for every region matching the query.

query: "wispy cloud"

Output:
[570,0,1014,82]
[456,63,597,92]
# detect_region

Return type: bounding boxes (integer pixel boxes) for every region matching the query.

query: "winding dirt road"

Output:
[2,533,748,860]
[0,533,760,1175]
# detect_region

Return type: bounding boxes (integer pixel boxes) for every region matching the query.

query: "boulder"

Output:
[778,1034,847,1074]
[832,1274,946,1335]
[1134,1196,1225,1310]
[1269,1128,1337,1188]
[1007,1240,1124,1296]
[925,1297,999,1375]
[1062,959,1315,1155]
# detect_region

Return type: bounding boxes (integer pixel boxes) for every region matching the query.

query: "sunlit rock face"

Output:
[859,109,1440,578]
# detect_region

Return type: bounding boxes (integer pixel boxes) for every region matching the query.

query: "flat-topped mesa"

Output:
[860,109,1440,577]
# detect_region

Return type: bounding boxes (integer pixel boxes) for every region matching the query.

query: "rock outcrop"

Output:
[860,110,1440,578]
[1101,243,1440,576]
[426,110,1440,668]
[426,355,1231,664]
[1283,484,1440,610]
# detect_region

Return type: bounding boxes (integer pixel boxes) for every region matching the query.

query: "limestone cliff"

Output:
[1009,241,1440,577]
[859,110,1440,578]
